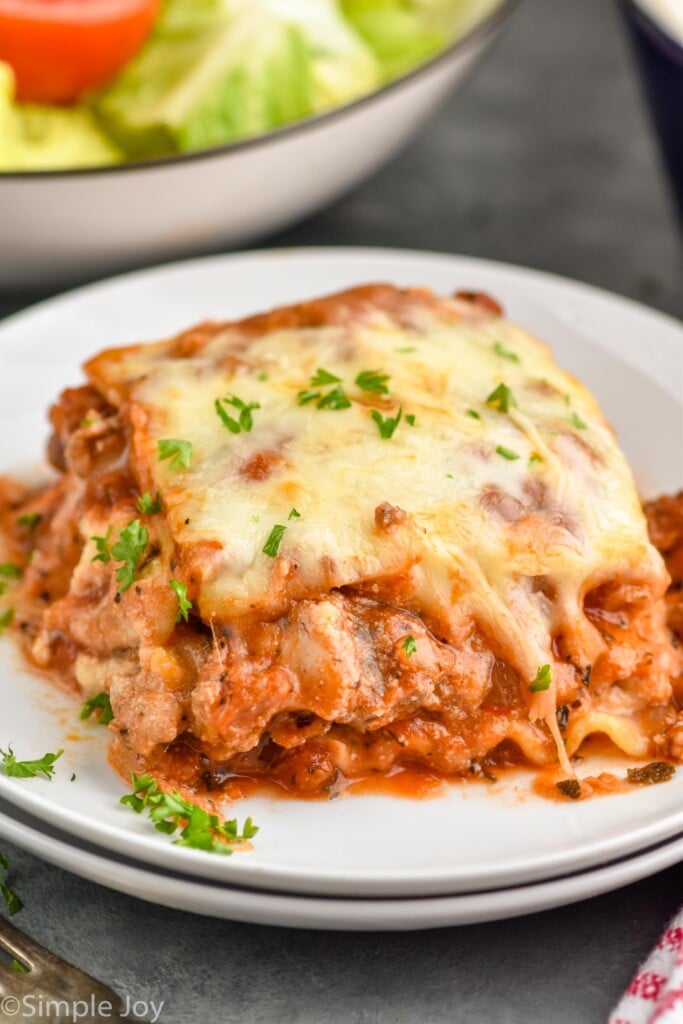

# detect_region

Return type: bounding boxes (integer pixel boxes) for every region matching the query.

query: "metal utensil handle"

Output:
[0,915,148,1022]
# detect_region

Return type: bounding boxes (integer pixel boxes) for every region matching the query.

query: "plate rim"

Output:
[1,798,682,930]
[1,245,682,343]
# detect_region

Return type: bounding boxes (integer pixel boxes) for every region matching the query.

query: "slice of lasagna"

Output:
[1,284,681,796]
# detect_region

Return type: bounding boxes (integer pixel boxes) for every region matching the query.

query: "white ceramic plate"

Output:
[0,249,681,900]
[0,797,681,931]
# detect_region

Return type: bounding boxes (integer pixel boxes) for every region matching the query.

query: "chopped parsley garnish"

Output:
[529,664,553,693]
[80,692,114,726]
[11,960,27,973]
[157,438,193,470]
[396,346,417,354]
[170,580,192,623]
[486,383,516,414]
[17,513,41,530]
[80,417,95,428]
[466,409,482,420]
[91,526,112,564]
[257,372,269,381]
[529,453,543,465]
[493,341,520,363]
[570,412,587,430]
[121,773,259,855]
[556,779,581,800]
[296,387,321,403]
[405,414,416,427]
[0,852,23,916]
[496,446,520,461]
[215,395,261,434]
[317,386,352,410]
[297,389,320,405]
[371,406,403,440]
[0,563,21,597]
[0,746,63,780]
[298,369,350,410]
[263,524,286,558]
[288,508,301,520]
[402,635,417,657]
[0,608,14,635]
[111,519,149,592]
[356,369,390,395]
[310,368,342,386]
[136,491,162,515]
[626,762,675,786]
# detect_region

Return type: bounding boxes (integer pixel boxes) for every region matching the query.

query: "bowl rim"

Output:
[623,0,683,58]
[0,0,519,182]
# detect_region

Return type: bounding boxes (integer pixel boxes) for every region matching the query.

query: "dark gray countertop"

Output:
[1,1,682,1022]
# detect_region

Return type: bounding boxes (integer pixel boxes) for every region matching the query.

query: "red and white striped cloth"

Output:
[610,911,683,1023]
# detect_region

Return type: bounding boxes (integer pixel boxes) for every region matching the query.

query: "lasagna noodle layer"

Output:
[1,284,681,795]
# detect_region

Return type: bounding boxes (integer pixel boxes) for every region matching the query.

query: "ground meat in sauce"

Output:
[238,450,284,482]
[374,502,407,531]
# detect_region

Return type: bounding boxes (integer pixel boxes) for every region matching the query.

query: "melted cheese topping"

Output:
[87,293,668,767]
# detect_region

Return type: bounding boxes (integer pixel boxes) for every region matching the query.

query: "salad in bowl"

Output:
[0,0,502,171]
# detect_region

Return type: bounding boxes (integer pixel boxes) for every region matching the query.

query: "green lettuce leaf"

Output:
[0,63,122,171]
[94,0,381,158]
[342,0,502,79]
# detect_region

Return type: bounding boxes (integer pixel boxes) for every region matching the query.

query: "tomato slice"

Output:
[0,0,159,104]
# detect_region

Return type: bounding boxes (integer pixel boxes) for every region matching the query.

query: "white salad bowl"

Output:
[0,0,516,288]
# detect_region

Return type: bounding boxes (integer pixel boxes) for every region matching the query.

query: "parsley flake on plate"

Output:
[0,746,63,780]
[121,773,258,855]
[0,852,23,916]
[570,412,587,430]
[0,608,14,635]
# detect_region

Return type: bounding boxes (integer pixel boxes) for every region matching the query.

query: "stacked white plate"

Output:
[0,249,681,930]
